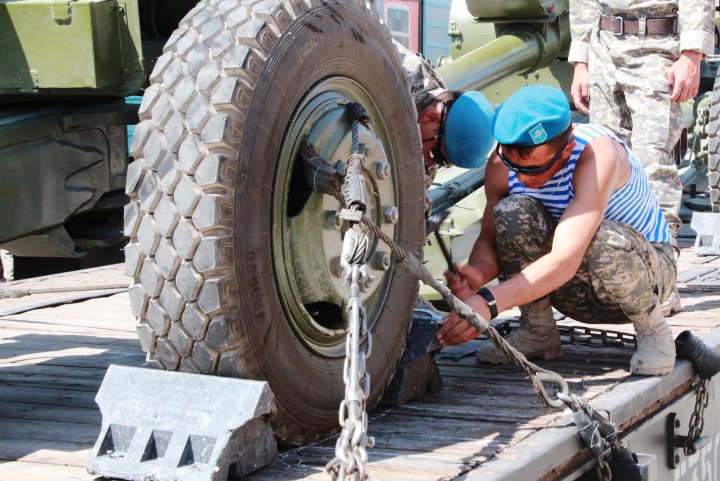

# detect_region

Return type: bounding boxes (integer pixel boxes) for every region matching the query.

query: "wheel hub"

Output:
[272,78,401,357]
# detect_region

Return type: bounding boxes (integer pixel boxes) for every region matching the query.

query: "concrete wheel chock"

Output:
[86,365,277,481]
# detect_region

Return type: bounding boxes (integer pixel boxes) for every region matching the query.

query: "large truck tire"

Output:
[708,72,720,212]
[124,0,423,445]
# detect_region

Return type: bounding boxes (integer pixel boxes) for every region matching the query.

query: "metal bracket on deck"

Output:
[86,365,278,481]
[690,212,720,255]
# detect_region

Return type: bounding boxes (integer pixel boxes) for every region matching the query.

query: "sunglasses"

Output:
[496,139,571,176]
[422,101,452,167]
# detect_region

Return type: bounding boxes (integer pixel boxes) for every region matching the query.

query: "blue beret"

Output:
[444,91,495,169]
[492,86,571,146]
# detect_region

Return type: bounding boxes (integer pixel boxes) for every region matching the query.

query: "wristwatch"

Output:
[476,287,498,319]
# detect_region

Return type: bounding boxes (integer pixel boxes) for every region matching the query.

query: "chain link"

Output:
[596,458,612,481]
[684,379,710,456]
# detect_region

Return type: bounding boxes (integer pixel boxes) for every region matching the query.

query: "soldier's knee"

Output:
[586,222,631,260]
[494,195,551,241]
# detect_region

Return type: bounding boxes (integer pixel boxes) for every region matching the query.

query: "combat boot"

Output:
[630,304,675,376]
[476,297,562,364]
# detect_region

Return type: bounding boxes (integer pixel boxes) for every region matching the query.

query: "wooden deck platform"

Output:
[0,231,719,481]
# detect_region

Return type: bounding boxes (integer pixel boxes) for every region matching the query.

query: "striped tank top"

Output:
[508,123,671,243]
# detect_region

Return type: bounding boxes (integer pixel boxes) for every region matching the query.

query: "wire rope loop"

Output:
[532,371,569,408]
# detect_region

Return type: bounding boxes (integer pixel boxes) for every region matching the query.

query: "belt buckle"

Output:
[610,15,624,35]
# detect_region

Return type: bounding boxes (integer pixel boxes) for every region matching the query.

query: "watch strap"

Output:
[477,287,498,319]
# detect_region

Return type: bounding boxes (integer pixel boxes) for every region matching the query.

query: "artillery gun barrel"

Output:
[437,28,544,92]
[429,167,487,216]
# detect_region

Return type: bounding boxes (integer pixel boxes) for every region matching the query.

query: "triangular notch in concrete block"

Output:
[178,435,216,467]
[97,424,137,458]
[141,430,172,462]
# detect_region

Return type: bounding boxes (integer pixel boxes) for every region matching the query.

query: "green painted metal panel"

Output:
[0,0,143,96]
[465,0,567,20]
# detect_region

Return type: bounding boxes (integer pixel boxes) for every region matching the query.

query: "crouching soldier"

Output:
[439,85,677,376]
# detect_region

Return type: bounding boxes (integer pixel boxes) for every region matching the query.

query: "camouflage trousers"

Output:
[588,29,683,230]
[495,195,676,324]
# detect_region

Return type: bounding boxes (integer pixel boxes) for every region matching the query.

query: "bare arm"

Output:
[444,152,507,299]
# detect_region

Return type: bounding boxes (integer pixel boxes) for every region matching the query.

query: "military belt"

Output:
[599,14,678,36]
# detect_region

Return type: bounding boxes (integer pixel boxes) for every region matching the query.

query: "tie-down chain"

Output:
[324,106,375,481]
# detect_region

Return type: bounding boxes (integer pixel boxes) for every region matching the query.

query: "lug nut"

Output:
[383,205,399,224]
[374,161,390,180]
[373,251,391,271]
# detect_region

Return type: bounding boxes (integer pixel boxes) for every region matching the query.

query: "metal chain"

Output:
[325,261,374,481]
[494,320,637,350]
[326,116,374,481]
[596,458,613,481]
[684,379,710,456]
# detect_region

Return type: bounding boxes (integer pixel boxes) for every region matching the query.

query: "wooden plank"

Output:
[366,412,537,438]
[0,461,94,481]
[677,266,718,283]
[0,338,140,355]
[0,289,127,317]
[0,438,91,466]
[2,293,133,324]
[0,384,97,408]
[0,347,145,370]
[0,327,140,348]
[1,288,129,316]
[0,418,99,445]
[0,364,107,392]
[0,318,137,337]
[2,306,135,329]
[0,399,100,425]
[692,255,720,264]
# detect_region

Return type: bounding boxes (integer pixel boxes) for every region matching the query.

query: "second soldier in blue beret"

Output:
[438,85,678,376]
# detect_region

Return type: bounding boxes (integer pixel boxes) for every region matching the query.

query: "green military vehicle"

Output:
[2,0,720,479]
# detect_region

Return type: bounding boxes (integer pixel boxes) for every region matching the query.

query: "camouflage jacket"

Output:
[396,41,445,198]
[569,0,716,63]
[396,40,447,113]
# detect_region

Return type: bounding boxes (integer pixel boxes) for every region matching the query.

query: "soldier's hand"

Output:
[437,310,478,346]
[571,62,590,115]
[444,264,483,300]
[668,50,702,103]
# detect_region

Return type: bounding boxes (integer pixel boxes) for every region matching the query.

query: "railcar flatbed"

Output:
[0,229,718,481]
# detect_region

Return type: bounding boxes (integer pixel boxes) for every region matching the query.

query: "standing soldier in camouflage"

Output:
[569,0,716,315]
[440,86,677,376]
